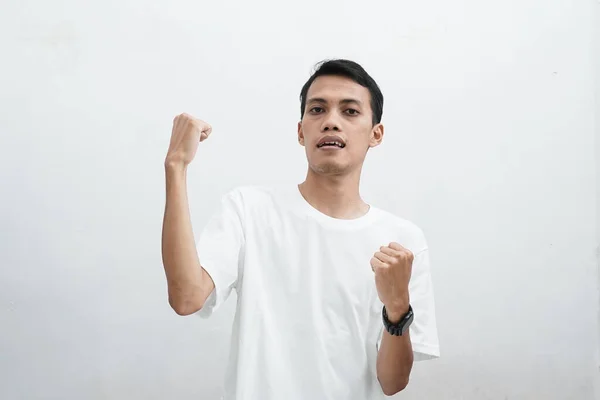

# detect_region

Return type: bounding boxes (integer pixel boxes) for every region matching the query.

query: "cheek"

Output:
[351,134,373,150]
[300,123,315,140]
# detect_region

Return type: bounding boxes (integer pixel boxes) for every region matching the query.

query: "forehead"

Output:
[306,75,371,105]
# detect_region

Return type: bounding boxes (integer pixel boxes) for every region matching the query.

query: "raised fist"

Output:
[371,242,413,321]
[165,113,212,167]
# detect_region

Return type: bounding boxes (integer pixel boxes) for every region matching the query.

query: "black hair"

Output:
[299,59,384,126]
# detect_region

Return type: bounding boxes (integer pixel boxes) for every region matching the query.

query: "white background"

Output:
[1,0,598,399]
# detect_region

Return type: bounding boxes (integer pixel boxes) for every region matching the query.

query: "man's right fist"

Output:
[165,113,212,167]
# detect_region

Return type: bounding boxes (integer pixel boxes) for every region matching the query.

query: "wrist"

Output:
[385,300,410,323]
[382,304,414,336]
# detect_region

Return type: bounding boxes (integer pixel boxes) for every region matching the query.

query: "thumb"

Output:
[199,126,212,142]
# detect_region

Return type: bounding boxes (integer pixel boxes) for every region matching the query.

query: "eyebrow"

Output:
[307,97,363,107]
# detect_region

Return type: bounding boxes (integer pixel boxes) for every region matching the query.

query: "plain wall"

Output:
[595,2,600,399]
[1,0,598,399]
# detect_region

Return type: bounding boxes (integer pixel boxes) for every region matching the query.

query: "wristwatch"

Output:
[382,305,414,336]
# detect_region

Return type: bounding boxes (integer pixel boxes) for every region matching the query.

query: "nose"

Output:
[322,114,341,132]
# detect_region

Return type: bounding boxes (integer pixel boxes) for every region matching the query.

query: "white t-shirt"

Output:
[196,185,439,400]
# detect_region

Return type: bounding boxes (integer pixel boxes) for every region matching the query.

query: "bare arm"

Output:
[371,243,416,395]
[161,113,214,316]
[376,308,414,395]
[161,163,214,315]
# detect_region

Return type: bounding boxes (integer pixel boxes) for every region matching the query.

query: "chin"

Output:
[311,162,348,176]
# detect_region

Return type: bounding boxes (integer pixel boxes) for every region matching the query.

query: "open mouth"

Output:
[316,136,346,149]
[317,141,345,148]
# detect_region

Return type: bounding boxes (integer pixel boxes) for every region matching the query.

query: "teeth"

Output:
[319,141,344,147]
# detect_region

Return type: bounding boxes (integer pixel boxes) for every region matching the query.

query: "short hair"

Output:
[299,59,384,125]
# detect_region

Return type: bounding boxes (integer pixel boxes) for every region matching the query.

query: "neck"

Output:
[298,168,370,220]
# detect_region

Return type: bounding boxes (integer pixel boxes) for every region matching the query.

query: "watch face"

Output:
[401,310,414,334]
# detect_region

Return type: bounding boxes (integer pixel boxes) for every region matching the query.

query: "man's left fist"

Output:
[370,242,414,322]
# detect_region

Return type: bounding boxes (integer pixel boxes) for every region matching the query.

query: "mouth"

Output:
[316,135,346,149]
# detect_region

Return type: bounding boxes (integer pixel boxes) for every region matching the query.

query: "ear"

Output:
[297,121,305,146]
[369,123,384,148]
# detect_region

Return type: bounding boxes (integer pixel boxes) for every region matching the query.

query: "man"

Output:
[161,59,440,399]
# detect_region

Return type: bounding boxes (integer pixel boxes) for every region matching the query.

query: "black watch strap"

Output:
[382,305,414,336]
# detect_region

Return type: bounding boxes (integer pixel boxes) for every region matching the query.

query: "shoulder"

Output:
[375,208,424,234]
[219,185,287,213]
[371,207,428,254]
[222,185,280,204]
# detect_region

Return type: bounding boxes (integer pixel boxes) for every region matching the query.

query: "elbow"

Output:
[168,295,203,316]
[381,377,410,397]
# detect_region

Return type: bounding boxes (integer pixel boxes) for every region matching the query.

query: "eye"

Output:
[309,107,324,113]
[345,109,359,115]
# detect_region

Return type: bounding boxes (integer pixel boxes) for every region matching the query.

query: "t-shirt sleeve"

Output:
[376,247,440,361]
[406,247,440,361]
[195,189,246,319]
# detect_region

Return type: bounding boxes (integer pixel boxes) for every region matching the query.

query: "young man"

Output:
[161,59,440,399]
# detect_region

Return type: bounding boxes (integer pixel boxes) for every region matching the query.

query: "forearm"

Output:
[161,162,210,315]
[376,309,414,396]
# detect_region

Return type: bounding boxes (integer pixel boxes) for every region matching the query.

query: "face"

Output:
[298,75,384,176]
